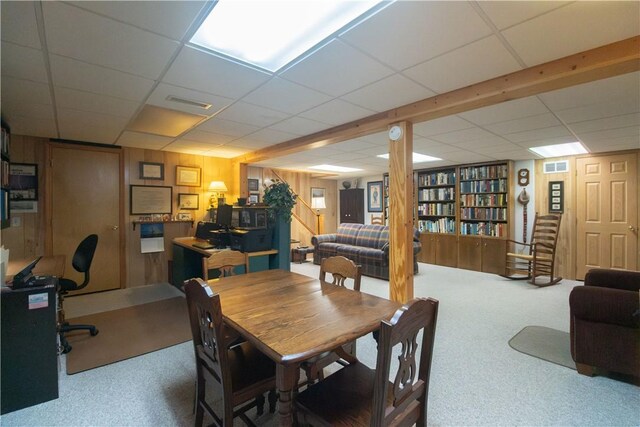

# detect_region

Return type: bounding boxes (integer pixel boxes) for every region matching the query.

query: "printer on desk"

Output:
[229,228,273,252]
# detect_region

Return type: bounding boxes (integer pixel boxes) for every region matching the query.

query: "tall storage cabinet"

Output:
[340,189,364,224]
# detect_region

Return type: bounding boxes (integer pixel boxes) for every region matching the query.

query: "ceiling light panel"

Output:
[377,152,442,163]
[528,142,589,158]
[190,0,382,72]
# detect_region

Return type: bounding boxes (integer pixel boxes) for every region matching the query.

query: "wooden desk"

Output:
[206,269,401,426]
[6,255,66,283]
[172,237,278,288]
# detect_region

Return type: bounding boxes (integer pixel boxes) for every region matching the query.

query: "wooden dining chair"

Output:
[202,250,249,280]
[370,214,384,225]
[301,256,363,385]
[184,278,277,427]
[295,297,439,427]
[501,213,563,287]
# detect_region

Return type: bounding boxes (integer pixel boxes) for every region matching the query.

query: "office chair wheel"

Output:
[61,342,72,354]
[90,328,99,336]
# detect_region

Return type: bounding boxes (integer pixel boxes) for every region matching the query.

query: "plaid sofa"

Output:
[311,223,421,280]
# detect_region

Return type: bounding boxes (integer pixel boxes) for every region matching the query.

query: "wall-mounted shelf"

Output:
[132,220,193,230]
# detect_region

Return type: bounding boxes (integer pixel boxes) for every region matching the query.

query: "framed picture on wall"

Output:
[248,178,259,191]
[139,162,164,180]
[178,193,199,210]
[176,165,201,187]
[368,181,383,212]
[248,194,259,204]
[548,181,564,213]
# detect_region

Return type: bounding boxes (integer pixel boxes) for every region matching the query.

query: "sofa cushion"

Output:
[358,247,386,263]
[336,245,363,261]
[317,242,343,255]
[335,223,363,246]
[354,225,385,249]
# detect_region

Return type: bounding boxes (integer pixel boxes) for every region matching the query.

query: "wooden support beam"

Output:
[388,122,414,303]
[235,36,639,164]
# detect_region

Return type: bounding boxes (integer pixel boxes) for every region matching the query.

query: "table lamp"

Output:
[311,196,326,234]
[208,181,228,208]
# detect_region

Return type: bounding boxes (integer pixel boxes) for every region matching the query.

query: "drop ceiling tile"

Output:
[181,130,234,145]
[430,127,497,144]
[1,76,52,105]
[504,125,572,143]
[55,87,140,119]
[49,54,155,102]
[413,139,462,155]
[268,117,330,136]
[69,1,206,41]
[404,36,521,94]
[4,115,57,139]
[326,151,371,162]
[0,1,41,49]
[478,1,570,30]
[583,135,640,153]
[554,99,640,124]
[578,126,639,144]
[441,150,493,163]
[449,137,517,150]
[214,102,290,128]
[225,138,274,150]
[502,1,640,66]
[1,100,55,121]
[43,2,179,80]
[359,131,391,145]
[413,116,474,137]
[513,135,577,149]
[281,39,394,97]
[196,117,261,138]
[485,113,561,135]
[147,83,233,116]
[1,42,48,83]
[246,128,298,145]
[341,74,435,112]
[568,113,640,134]
[484,148,536,161]
[204,146,250,159]
[459,96,551,125]
[169,139,219,152]
[116,131,174,150]
[298,99,375,125]
[163,46,271,99]
[539,72,640,111]
[340,1,492,70]
[334,138,384,152]
[57,108,129,144]
[242,78,332,115]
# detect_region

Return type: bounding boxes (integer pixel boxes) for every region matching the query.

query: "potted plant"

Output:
[263,179,297,223]
[263,179,296,269]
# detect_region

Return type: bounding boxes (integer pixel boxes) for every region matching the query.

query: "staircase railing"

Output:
[270,169,321,235]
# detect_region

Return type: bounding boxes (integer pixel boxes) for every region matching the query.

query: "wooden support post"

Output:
[388,121,414,303]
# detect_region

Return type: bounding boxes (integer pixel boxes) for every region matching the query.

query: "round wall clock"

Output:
[518,168,530,186]
[388,125,403,141]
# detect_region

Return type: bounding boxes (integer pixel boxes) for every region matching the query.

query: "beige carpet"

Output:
[65,296,192,374]
[508,325,576,370]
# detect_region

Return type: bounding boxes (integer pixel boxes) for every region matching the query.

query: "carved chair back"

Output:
[202,250,249,280]
[320,255,362,291]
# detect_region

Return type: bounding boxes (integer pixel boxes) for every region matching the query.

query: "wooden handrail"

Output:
[292,211,316,235]
[269,169,321,234]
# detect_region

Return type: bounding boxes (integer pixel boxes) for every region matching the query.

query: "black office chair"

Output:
[58,234,99,354]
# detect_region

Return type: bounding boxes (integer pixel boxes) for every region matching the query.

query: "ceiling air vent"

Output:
[543,160,569,174]
[165,95,212,110]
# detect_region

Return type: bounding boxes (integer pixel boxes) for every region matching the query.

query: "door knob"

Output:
[112,225,119,230]
[629,226,636,232]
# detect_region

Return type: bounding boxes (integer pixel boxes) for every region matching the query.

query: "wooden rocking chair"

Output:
[501,213,562,287]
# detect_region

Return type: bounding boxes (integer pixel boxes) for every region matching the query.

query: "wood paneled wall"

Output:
[124,148,235,287]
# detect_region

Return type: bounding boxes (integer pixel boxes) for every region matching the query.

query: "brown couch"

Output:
[569,269,640,382]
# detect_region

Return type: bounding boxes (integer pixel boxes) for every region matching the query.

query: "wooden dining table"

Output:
[206,269,401,426]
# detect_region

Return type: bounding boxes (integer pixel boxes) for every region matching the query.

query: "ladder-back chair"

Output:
[295,297,439,426]
[502,213,562,287]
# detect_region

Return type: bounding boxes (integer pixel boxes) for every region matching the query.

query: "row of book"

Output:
[459,164,508,180]
[460,207,508,221]
[418,218,456,234]
[418,187,455,201]
[460,221,507,237]
[460,193,507,207]
[459,179,507,194]
[418,202,456,216]
[418,171,455,187]
[1,160,9,188]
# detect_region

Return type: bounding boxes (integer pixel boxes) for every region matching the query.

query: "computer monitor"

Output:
[216,204,233,229]
[12,256,42,288]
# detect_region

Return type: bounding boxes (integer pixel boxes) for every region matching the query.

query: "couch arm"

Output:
[311,233,336,249]
[584,269,640,292]
[413,241,422,255]
[570,286,640,328]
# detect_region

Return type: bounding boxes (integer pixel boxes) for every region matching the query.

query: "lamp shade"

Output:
[311,197,326,209]
[208,181,228,192]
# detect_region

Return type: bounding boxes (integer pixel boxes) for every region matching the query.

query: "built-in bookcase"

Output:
[416,168,456,234]
[459,163,509,237]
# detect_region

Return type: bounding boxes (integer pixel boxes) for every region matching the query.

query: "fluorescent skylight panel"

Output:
[529,142,588,158]
[191,0,382,72]
[309,164,362,172]
[377,152,442,163]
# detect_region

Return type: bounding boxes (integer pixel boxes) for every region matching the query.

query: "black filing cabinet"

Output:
[1,282,58,414]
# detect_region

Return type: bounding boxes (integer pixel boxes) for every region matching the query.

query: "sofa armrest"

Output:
[311,234,336,249]
[570,285,640,328]
[584,269,640,292]
[413,241,422,255]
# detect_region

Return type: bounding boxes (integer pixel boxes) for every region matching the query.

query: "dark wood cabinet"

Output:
[481,238,507,274]
[340,189,364,224]
[458,236,482,271]
[457,235,506,273]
